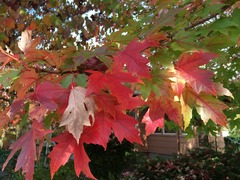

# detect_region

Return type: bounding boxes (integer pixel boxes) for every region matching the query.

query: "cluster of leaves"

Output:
[0,135,136,180]
[0,0,240,179]
[121,147,240,180]
[0,0,151,50]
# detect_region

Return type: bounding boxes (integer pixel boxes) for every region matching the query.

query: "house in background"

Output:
[138,126,225,155]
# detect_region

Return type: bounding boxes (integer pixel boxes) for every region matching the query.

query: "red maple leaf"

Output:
[142,92,182,135]
[87,70,143,110]
[2,121,52,180]
[82,93,143,148]
[86,92,142,145]
[48,132,96,180]
[174,51,218,95]
[111,110,142,144]
[142,109,164,136]
[84,110,142,145]
[82,111,112,149]
[93,92,119,117]
[145,94,182,127]
[113,38,154,77]
[32,82,69,111]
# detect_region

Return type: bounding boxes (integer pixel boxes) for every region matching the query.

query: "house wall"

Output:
[145,133,199,155]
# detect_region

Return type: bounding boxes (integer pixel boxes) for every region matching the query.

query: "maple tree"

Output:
[0,0,240,179]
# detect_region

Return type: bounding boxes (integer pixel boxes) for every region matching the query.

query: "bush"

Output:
[121,148,240,180]
[224,136,240,153]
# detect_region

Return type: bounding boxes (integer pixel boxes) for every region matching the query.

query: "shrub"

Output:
[121,147,240,179]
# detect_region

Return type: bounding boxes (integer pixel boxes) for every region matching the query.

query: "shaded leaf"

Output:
[33,82,69,110]
[10,69,38,99]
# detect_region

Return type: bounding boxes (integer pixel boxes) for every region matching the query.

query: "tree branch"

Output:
[33,64,79,75]
[184,13,219,31]
[184,3,234,31]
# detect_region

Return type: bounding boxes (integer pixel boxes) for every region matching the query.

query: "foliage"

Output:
[121,147,240,180]
[0,135,138,180]
[0,0,239,179]
[224,136,240,152]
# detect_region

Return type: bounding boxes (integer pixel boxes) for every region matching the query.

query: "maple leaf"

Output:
[142,95,182,136]
[10,69,38,99]
[145,94,182,127]
[32,82,69,110]
[182,87,228,126]
[48,132,96,180]
[87,70,143,110]
[174,51,218,95]
[82,111,112,149]
[142,109,164,136]
[93,92,119,117]
[113,38,156,77]
[18,29,40,54]
[60,86,96,143]
[2,121,52,180]
[111,110,142,144]
[82,110,142,147]
[85,91,142,145]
